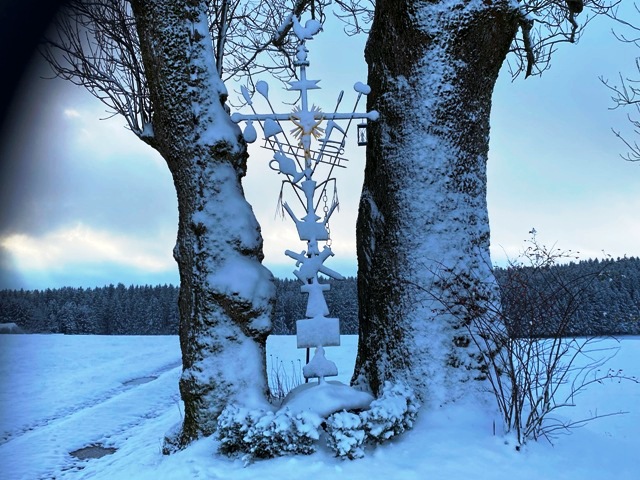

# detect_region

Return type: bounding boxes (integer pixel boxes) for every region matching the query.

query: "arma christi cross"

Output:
[231,15,378,383]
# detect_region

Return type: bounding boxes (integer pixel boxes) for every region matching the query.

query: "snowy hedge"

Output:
[325,411,366,459]
[325,381,420,459]
[361,381,420,443]
[217,381,419,462]
[217,405,322,463]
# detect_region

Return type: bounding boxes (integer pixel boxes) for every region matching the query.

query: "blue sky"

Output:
[1,8,639,290]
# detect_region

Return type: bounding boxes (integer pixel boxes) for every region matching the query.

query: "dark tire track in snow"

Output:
[0,360,182,446]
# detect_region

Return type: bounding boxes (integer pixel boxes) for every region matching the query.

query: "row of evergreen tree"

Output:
[0,284,178,335]
[1,257,639,336]
[0,280,357,335]
[495,256,640,337]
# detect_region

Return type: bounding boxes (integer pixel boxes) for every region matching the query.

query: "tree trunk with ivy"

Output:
[353,0,520,408]
[131,0,274,449]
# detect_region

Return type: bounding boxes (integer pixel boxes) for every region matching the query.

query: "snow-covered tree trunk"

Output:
[353,1,519,408]
[131,0,274,446]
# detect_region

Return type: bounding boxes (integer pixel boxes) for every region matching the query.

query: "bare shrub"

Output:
[421,231,638,446]
[267,355,303,404]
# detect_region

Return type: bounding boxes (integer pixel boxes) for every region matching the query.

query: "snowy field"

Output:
[0,334,638,480]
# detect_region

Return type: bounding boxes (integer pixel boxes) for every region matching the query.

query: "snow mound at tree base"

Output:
[281,380,375,418]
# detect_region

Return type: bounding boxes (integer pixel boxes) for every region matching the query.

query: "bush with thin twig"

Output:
[425,231,638,446]
[267,355,303,404]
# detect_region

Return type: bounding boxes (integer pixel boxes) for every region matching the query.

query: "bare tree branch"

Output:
[519,15,536,78]
[603,5,640,162]
[41,0,154,144]
[41,0,334,141]
[328,1,626,79]
[409,232,639,446]
[333,0,374,35]
[507,1,624,79]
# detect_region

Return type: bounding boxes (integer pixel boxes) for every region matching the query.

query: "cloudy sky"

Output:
[1,6,639,290]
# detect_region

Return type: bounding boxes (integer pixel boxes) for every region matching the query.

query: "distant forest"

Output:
[1,257,639,336]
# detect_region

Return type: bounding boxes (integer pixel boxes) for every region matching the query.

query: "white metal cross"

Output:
[231,16,378,383]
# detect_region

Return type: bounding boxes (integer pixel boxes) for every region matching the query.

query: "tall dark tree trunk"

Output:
[131,0,274,447]
[353,1,519,408]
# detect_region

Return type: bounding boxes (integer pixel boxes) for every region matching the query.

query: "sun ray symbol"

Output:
[290,105,324,156]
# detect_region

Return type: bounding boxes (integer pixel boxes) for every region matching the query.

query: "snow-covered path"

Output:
[1,359,181,446]
[3,365,181,479]
[1,335,638,480]
[0,335,182,479]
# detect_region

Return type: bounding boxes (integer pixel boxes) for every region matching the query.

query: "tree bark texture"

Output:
[131,0,274,447]
[353,0,519,407]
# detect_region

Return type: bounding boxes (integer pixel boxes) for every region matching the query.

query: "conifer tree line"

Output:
[1,257,639,336]
[0,279,358,335]
[0,284,179,335]
[494,256,640,337]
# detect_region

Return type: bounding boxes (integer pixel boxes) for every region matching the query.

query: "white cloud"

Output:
[1,223,175,274]
[489,194,640,266]
[63,108,81,118]
[57,90,165,170]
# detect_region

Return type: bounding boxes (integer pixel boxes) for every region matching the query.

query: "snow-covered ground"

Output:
[1,334,638,479]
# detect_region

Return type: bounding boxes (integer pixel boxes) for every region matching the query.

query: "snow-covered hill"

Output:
[1,334,638,479]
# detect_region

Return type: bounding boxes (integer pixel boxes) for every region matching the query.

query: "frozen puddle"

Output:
[122,375,157,386]
[70,444,117,460]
